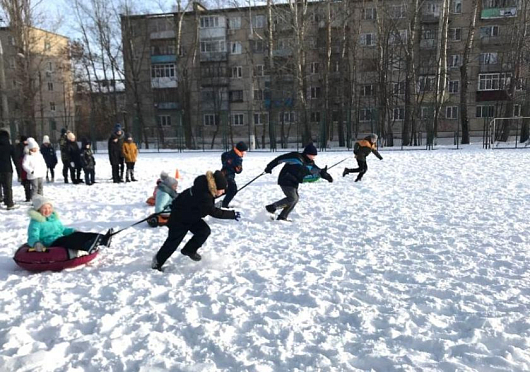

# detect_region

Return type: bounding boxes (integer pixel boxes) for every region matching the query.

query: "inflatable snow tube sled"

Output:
[13,244,98,272]
[147,215,169,227]
[146,196,155,206]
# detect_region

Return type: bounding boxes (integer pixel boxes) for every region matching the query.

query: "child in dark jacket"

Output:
[152,171,241,271]
[0,128,18,209]
[264,143,333,221]
[220,141,247,208]
[343,133,383,182]
[40,135,58,182]
[80,138,96,185]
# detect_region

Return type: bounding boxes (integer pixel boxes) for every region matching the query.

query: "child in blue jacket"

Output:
[155,171,179,215]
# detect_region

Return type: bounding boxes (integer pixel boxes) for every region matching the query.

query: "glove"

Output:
[234,212,241,221]
[70,162,75,167]
[320,166,333,183]
[264,166,272,174]
[33,242,46,252]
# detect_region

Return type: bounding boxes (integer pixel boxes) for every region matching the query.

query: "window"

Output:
[253,89,264,100]
[231,66,242,78]
[418,76,436,92]
[361,84,375,96]
[47,82,54,91]
[310,62,319,74]
[476,105,495,118]
[389,30,407,44]
[361,33,376,46]
[359,108,374,122]
[279,112,295,122]
[157,115,171,126]
[204,114,220,126]
[200,38,226,53]
[231,113,244,126]
[478,73,511,91]
[202,65,227,78]
[393,82,405,95]
[310,86,321,99]
[422,28,436,40]
[362,8,377,20]
[252,15,266,29]
[445,106,458,119]
[229,90,244,102]
[448,54,461,68]
[449,28,462,41]
[48,62,54,72]
[390,4,407,19]
[230,41,242,54]
[514,104,521,117]
[392,107,404,121]
[420,106,432,119]
[254,112,269,125]
[200,16,219,28]
[425,2,440,15]
[228,17,241,29]
[254,65,264,76]
[479,52,498,65]
[333,61,340,73]
[151,64,176,78]
[44,41,51,51]
[451,0,462,13]
[480,26,499,37]
[310,112,321,122]
[448,80,460,93]
[50,102,56,112]
[251,40,264,53]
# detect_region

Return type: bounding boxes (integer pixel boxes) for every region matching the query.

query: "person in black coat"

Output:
[0,128,18,209]
[80,138,96,185]
[220,141,247,208]
[343,133,383,182]
[152,170,241,271]
[40,135,58,182]
[264,143,333,221]
[15,135,31,201]
[108,132,122,183]
[66,132,83,184]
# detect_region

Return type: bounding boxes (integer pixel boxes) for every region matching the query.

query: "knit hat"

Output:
[82,138,90,147]
[27,137,39,150]
[236,141,248,152]
[61,128,67,135]
[20,135,28,142]
[114,123,122,133]
[369,133,378,142]
[32,195,53,210]
[42,135,50,144]
[67,132,76,141]
[126,132,133,140]
[303,142,318,156]
[213,170,228,190]
[160,171,178,188]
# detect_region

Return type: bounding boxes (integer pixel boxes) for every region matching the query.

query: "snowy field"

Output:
[1,146,530,372]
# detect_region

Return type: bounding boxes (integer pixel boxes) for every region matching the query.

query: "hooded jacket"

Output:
[169,171,236,223]
[354,136,383,161]
[108,133,122,165]
[40,143,58,168]
[265,151,321,188]
[80,139,96,170]
[22,149,47,180]
[122,140,138,163]
[66,138,82,167]
[0,129,17,173]
[27,210,76,247]
[221,147,244,179]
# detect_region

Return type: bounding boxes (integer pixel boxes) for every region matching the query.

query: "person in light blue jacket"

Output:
[155,171,179,216]
[27,195,112,253]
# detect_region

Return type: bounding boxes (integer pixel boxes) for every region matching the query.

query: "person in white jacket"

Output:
[22,137,47,199]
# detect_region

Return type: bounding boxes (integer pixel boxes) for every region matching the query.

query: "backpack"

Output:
[353,142,360,155]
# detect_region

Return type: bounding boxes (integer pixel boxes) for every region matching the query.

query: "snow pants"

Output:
[222,177,237,208]
[51,232,103,252]
[272,186,299,219]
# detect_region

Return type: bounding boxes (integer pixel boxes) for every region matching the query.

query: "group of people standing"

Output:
[108,124,138,183]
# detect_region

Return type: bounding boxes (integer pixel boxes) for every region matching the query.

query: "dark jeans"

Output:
[46,167,55,181]
[21,179,31,201]
[62,163,69,183]
[346,159,368,181]
[84,168,95,185]
[0,172,13,207]
[272,186,299,219]
[51,232,102,251]
[156,219,211,266]
[69,166,82,183]
[222,178,237,208]
[119,158,125,180]
[111,164,120,182]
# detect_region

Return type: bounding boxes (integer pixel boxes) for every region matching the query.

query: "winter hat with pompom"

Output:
[32,195,53,210]
[27,137,39,150]
[160,171,178,188]
[42,135,50,144]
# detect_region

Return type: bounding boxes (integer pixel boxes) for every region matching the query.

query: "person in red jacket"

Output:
[343,134,383,182]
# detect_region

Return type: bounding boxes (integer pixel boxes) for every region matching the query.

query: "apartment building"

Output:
[122,0,528,149]
[0,27,74,142]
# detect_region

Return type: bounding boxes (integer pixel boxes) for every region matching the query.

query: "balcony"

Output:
[200,52,228,62]
[151,55,176,64]
[420,39,437,49]
[476,90,509,102]
[481,7,517,19]
[155,102,181,110]
[479,64,502,73]
[151,77,177,89]
[272,49,292,57]
[421,13,440,23]
[150,30,176,40]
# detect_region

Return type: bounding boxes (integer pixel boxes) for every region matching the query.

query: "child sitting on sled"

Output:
[146,169,180,206]
[27,195,113,254]
[155,171,179,216]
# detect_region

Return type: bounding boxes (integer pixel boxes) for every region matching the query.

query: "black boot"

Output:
[342,168,349,177]
[181,249,202,261]
[131,170,137,182]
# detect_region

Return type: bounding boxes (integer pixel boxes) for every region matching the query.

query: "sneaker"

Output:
[355,177,361,182]
[6,204,19,210]
[181,249,202,261]
[101,228,114,247]
[265,204,276,214]
[151,255,164,271]
[342,168,348,177]
[88,236,102,254]
[277,216,292,222]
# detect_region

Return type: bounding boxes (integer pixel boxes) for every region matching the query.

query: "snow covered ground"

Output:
[1,146,530,371]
